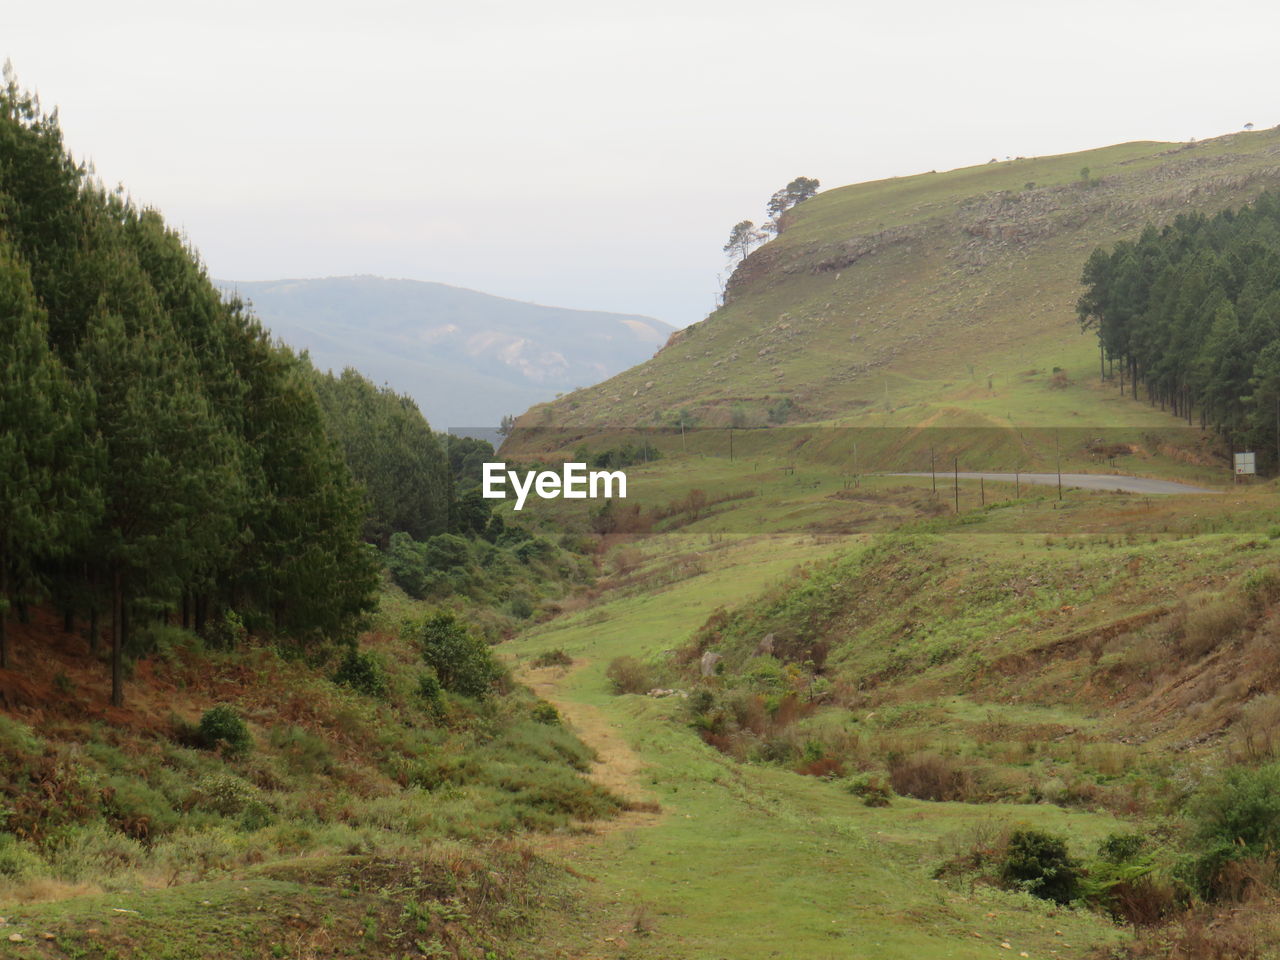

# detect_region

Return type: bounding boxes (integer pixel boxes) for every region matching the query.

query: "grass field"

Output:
[503,533,1139,958]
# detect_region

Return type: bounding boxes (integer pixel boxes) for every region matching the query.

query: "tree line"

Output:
[0,71,469,705]
[1077,191,1280,469]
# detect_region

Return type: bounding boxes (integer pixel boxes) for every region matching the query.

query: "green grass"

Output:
[519,127,1280,447]
[504,532,1144,958]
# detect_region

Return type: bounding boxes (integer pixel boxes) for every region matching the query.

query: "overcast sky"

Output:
[7,0,1280,328]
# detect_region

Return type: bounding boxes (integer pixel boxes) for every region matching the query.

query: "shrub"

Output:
[198,705,253,758]
[201,609,247,650]
[44,824,144,882]
[1186,762,1280,898]
[189,773,259,816]
[101,775,182,839]
[687,688,715,715]
[0,833,45,880]
[605,656,651,695]
[1242,567,1280,612]
[1081,833,1180,925]
[845,773,892,807]
[268,725,333,775]
[1000,829,1080,904]
[531,702,561,725]
[386,532,429,597]
[416,668,444,711]
[531,649,573,669]
[507,594,535,619]
[888,752,973,802]
[332,647,389,698]
[424,533,471,570]
[413,611,502,699]
[1181,597,1247,659]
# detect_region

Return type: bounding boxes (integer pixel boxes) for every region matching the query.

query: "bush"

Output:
[424,533,471,570]
[268,725,333,775]
[1000,829,1080,904]
[1181,597,1248,659]
[605,656,651,694]
[531,649,573,669]
[416,668,444,711]
[0,833,45,880]
[888,752,973,802]
[1081,833,1180,925]
[198,705,253,758]
[101,775,182,839]
[386,532,429,597]
[1186,762,1280,897]
[531,702,561,725]
[1242,567,1280,612]
[332,647,389,698]
[189,773,259,816]
[845,773,892,807]
[201,609,247,650]
[508,594,535,619]
[413,611,502,699]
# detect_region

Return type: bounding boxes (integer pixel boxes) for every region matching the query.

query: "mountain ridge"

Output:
[215,275,674,428]
[525,129,1280,431]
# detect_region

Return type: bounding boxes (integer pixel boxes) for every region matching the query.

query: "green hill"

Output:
[531,129,1280,432]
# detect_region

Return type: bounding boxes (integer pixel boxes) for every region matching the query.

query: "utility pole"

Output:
[980,477,985,506]
[1055,432,1063,501]
[953,457,959,513]
[1015,468,1020,499]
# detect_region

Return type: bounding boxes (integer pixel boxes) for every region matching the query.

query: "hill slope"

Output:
[216,276,673,428]
[532,129,1280,431]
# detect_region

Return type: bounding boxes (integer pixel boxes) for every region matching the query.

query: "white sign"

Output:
[1235,452,1256,475]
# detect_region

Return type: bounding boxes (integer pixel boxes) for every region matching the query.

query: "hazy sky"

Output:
[8,0,1280,327]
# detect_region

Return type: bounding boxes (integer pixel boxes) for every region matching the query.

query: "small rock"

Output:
[699,651,722,677]
[41,933,55,941]
[8,933,24,943]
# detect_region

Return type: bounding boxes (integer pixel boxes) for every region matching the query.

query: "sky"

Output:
[7,0,1280,328]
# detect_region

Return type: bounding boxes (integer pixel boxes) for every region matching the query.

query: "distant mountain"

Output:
[214,276,673,428]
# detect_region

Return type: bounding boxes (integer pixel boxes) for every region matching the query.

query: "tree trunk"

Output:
[182,593,190,631]
[0,558,8,670]
[89,605,99,656]
[111,569,124,708]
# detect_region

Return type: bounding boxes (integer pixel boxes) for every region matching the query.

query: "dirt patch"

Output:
[519,662,663,842]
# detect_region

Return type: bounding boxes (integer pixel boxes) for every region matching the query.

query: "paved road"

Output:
[887,472,1223,495]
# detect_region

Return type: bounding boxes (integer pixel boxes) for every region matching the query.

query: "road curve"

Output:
[886,472,1223,495]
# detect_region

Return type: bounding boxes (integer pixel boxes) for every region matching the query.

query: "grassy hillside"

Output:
[0,587,622,958]
[529,129,1280,435]
[478,131,1280,957]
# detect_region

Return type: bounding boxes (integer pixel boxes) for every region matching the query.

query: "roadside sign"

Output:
[1235,452,1256,475]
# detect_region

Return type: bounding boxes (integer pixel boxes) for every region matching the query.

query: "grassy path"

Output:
[509,535,1130,959]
